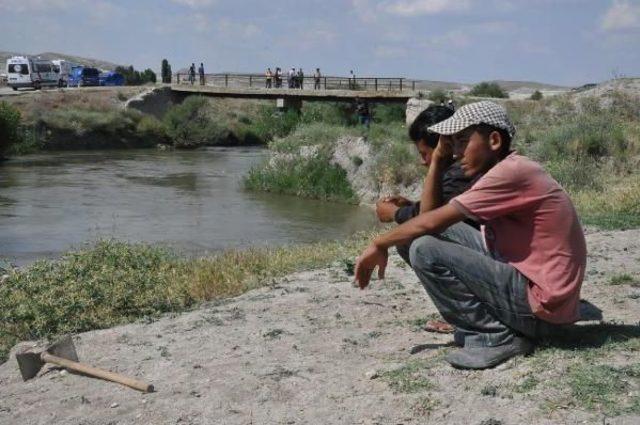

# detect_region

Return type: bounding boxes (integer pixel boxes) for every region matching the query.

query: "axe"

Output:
[15,335,154,393]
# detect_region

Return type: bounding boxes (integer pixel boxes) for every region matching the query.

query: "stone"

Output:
[405,98,434,126]
[365,370,379,380]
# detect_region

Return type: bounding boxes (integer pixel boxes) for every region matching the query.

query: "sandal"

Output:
[424,319,455,334]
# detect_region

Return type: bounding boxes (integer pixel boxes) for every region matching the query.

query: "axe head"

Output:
[16,335,78,381]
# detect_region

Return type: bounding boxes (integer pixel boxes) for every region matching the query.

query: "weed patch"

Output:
[0,234,373,363]
[380,359,436,393]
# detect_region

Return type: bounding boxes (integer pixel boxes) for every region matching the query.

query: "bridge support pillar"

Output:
[276,97,302,112]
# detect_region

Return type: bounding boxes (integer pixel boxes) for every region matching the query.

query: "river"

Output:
[0,147,378,265]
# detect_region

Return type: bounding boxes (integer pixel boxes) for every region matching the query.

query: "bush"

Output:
[469,82,508,98]
[428,88,448,103]
[244,106,299,142]
[0,102,22,156]
[530,90,543,101]
[163,96,226,148]
[244,153,357,203]
[34,108,158,149]
[300,102,353,126]
[371,103,405,124]
[532,113,627,162]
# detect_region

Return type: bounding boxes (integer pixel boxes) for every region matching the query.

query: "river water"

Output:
[0,148,378,265]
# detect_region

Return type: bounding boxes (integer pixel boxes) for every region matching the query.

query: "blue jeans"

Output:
[406,222,542,348]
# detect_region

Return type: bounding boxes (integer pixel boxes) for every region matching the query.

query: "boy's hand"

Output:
[354,244,388,289]
[375,199,399,223]
[433,135,455,166]
[384,195,412,207]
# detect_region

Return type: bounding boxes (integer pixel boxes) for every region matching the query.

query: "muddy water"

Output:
[0,148,378,265]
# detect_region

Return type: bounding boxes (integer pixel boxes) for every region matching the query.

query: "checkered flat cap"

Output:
[427,100,516,139]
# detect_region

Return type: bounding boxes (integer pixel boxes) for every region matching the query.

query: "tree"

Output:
[469,82,508,98]
[142,69,157,84]
[161,59,172,84]
[115,65,156,85]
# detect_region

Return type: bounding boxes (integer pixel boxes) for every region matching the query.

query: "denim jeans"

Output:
[404,222,541,348]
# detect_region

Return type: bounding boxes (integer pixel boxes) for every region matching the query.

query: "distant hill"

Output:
[0,51,122,71]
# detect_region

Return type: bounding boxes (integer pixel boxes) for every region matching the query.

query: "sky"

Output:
[0,0,638,86]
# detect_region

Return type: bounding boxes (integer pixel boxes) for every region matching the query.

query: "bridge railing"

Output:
[173,73,414,92]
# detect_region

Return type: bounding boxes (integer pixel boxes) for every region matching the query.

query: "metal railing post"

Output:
[399,79,403,91]
[412,81,415,90]
[177,74,180,84]
[375,78,377,91]
[225,74,228,87]
[249,75,252,87]
[324,77,327,90]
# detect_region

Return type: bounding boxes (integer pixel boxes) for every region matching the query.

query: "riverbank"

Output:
[0,87,301,155]
[1,227,639,424]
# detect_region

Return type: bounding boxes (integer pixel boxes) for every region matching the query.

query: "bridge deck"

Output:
[170,84,417,101]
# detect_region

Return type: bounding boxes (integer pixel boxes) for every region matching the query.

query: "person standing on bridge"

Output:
[265,68,273,88]
[198,63,205,86]
[189,63,196,85]
[314,68,322,90]
[298,68,304,89]
[349,70,356,89]
[288,67,295,89]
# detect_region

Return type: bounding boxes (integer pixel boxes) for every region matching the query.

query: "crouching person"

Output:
[355,101,587,369]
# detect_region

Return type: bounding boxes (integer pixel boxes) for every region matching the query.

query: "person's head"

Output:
[316,68,320,71]
[408,105,455,167]
[428,101,515,177]
[200,63,203,66]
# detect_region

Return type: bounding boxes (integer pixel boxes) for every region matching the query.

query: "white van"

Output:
[51,59,79,87]
[6,56,58,90]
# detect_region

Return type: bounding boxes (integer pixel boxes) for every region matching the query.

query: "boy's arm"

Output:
[419,137,454,214]
[355,204,465,288]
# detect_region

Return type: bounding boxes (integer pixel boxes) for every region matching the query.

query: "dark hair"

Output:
[408,105,454,148]
[474,124,512,157]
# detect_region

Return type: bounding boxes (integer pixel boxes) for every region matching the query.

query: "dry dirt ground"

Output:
[1,228,639,425]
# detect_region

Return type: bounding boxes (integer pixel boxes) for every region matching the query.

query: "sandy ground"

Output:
[1,228,639,425]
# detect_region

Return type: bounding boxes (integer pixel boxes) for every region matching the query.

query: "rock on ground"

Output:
[1,229,639,425]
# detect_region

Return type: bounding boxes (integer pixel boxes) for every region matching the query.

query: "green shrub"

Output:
[163,96,226,148]
[428,88,448,103]
[269,123,356,153]
[244,152,357,202]
[530,90,543,101]
[371,103,405,124]
[544,158,602,192]
[301,102,353,126]
[532,113,627,161]
[470,82,508,98]
[244,106,299,142]
[136,115,168,142]
[0,102,22,156]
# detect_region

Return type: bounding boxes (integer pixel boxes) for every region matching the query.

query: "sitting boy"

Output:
[355,101,587,369]
[376,105,479,334]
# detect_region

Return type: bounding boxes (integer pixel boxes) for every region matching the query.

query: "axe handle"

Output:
[41,352,154,393]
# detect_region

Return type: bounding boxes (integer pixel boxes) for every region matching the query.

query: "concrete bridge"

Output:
[170,73,422,107]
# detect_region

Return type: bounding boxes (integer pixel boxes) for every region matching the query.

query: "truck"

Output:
[6,56,58,90]
[51,59,79,87]
[67,66,101,87]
